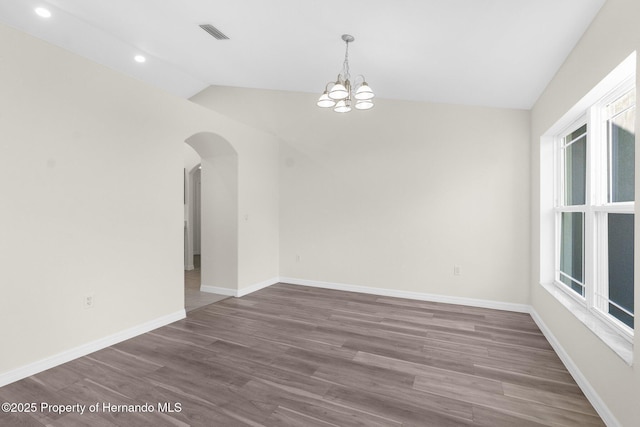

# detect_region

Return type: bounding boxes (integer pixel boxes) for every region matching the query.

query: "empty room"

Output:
[0,0,638,426]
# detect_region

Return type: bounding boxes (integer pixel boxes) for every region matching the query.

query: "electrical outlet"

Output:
[83,294,95,309]
[454,265,462,276]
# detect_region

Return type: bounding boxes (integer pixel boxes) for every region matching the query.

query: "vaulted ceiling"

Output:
[0,0,606,109]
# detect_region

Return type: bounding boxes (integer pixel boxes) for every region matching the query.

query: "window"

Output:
[554,83,636,337]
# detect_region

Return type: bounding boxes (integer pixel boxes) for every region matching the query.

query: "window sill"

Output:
[540,281,633,365]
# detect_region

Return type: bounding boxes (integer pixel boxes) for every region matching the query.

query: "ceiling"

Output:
[0,0,606,109]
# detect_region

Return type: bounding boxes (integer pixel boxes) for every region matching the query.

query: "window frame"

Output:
[552,78,635,342]
[554,116,588,306]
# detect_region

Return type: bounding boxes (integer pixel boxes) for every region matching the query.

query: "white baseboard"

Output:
[184,264,195,271]
[0,310,185,388]
[200,285,236,296]
[200,277,279,297]
[529,308,619,427]
[279,276,530,313]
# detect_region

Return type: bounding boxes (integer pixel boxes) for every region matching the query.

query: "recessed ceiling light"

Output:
[134,55,146,63]
[35,7,52,18]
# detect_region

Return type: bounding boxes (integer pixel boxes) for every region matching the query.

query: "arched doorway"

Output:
[185,132,238,296]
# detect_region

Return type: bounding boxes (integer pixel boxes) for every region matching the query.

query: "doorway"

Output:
[184,161,228,311]
[188,164,202,269]
[184,132,239,308]
[193,166,201,264]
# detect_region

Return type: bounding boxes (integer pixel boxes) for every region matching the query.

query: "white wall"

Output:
[192,86,531,305]
[0,23,279,380]
[530,1,640,425]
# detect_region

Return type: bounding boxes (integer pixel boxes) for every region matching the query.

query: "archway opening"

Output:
[185,132,239,298]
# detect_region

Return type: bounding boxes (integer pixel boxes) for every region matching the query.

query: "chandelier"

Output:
[317,34,375,113]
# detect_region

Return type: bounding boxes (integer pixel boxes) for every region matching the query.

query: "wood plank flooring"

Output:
[0,283,604,426]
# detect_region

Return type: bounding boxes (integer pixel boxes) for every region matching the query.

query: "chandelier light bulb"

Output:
[328,82,349,100]
[317,91,336,108]
[355,82,375,100]
[334,99,352,113]
[355,99,374,110]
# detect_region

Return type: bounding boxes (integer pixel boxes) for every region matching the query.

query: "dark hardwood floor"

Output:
[0,283,604,426]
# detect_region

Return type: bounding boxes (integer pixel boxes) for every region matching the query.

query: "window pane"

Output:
[566,124,587,144]
[608,91,635,203]
[560,212,584,296]
[608,213,634,328]
[564,125,587,206]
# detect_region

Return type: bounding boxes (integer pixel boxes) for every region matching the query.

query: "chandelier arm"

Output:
[353,74,367,87]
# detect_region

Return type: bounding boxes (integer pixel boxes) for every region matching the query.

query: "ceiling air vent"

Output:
[199,24,229,40]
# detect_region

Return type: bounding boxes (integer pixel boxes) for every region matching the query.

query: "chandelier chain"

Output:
[342,40,350,81]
